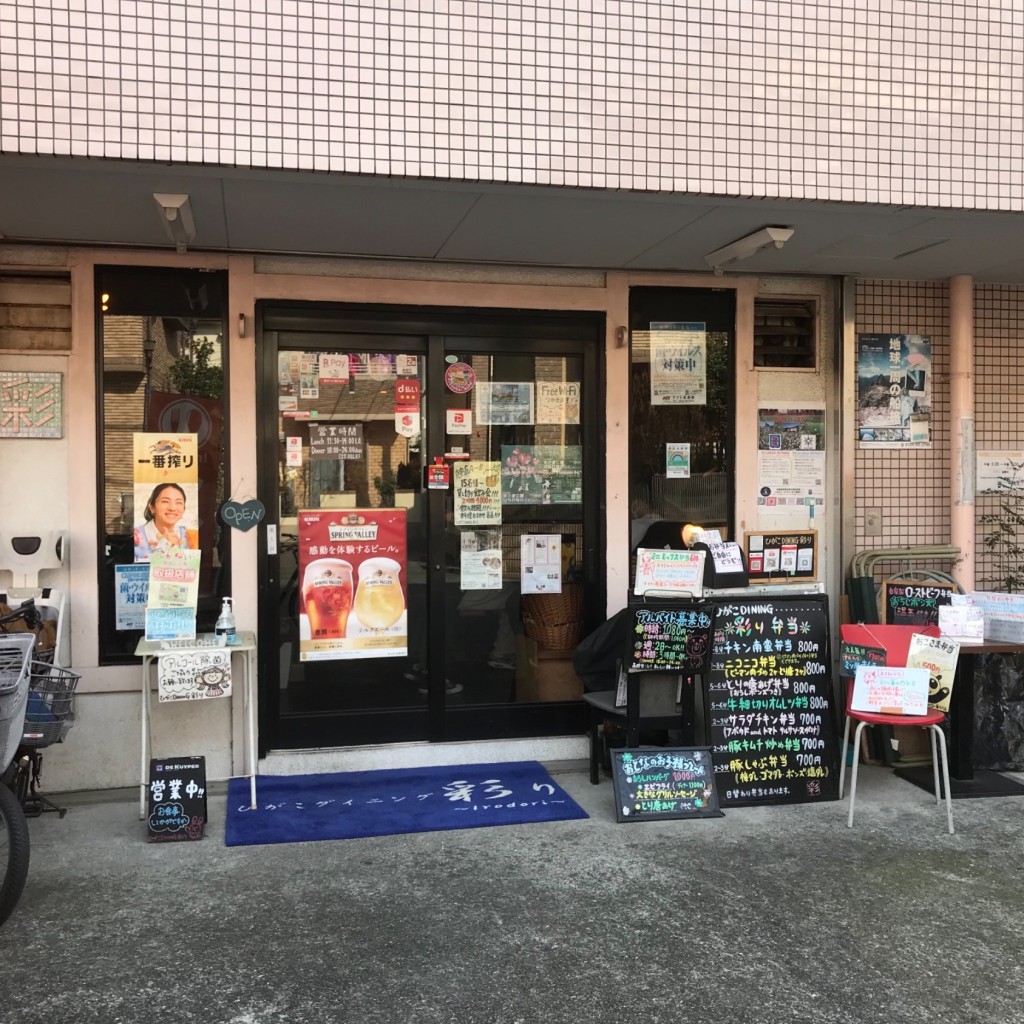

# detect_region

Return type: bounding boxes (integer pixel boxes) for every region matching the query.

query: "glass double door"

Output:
[259,306,602,751]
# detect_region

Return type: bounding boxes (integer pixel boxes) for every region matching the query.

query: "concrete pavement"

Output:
[2,762,1024,1024]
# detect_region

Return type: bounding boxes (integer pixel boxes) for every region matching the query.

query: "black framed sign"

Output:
[147,756,207,842]
[882,579,955,627]
[744,530,818,582]
[610,747,723,823]
[627,602,714,673]
[705,596,839,807]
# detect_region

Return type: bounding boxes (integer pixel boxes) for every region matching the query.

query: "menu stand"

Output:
[894,640,1024,799]
[135,631,258,818]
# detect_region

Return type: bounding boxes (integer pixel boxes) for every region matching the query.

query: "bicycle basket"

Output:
[22,661,81,748]
[0,633,34,696]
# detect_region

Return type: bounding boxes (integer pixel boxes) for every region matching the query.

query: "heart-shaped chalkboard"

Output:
[219,499,266,532]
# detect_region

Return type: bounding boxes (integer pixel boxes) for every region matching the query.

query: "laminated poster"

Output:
[857,334,932,448]
[297,509,408,662]
[132,432,199,564]
[647,322,707,406]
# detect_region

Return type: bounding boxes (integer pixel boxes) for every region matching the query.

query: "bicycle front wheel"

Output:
[0,782,30,927]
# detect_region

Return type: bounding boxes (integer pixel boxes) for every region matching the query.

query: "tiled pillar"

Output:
[949,274,975,591]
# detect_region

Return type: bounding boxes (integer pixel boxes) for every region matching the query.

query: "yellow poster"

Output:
[132,433,200,563]
[453,461,502,527]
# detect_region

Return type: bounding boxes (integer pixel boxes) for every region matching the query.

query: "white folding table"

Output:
[136,632,258,818]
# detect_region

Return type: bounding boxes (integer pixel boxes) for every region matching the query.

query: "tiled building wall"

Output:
[854,281,1024,591]
[854,280,952,581]
[974,284,1024,591]
[1,1,1023,210]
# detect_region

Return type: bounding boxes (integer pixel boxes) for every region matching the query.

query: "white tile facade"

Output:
[2,0,1023,209]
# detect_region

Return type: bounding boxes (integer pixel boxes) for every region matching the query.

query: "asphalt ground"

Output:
[2,763,1024,1024]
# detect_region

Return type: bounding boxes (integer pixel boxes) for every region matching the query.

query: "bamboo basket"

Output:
[521,583,584,650]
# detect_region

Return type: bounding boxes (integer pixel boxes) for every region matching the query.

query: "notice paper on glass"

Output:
[666,442,691,479]
[648,323,707,406]
[851,665,930,716]
[520,534,562,595]
[115,563,150,630]
[460,529,502,590]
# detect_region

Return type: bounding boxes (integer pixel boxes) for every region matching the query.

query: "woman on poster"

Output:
[134,482,198,561]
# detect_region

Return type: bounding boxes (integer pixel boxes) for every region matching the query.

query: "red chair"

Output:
[838,681,954,834]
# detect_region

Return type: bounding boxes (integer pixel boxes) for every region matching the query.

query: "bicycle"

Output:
[0,632,34,927]
[0,601,81,927]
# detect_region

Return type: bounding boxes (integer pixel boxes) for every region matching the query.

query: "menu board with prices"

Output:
[611,748,723,823]
[628,603,714,673]
[883,580,955,627]
[705,597,838,807]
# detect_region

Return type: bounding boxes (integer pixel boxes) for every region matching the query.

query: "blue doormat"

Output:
[225,761,588,847]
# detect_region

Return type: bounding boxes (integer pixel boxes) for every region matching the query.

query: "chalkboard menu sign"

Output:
[610,747,723,823]
[628,603,714,673]
[705,597,838,807]
[147,757,207,843]
[839,641,887,678]
[883,579,955,627]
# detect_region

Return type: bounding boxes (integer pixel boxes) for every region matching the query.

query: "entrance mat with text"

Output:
[225,761,589,847]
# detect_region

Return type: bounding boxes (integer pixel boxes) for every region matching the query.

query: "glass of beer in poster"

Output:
[301,558,354,639]
[353,557,405,631]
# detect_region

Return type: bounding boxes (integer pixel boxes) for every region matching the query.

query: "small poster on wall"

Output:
[857,334,932,448]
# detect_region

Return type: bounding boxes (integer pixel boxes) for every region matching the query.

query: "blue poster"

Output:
[857,334,932,448]
[115,564,150,630]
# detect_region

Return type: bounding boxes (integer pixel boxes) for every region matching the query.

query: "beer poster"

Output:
[297,509,408,662]
[132,432,200,564]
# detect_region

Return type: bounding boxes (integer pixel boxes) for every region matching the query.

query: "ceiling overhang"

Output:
[3,154,1024,283]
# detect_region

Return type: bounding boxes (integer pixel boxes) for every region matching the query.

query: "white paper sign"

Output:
[447,408,473,434]
[634,549,705,596]
[318,353,350,384]
[158,648,233,702]
[708,541,744,574]
[520,534,562,595]
[852,665,930,716]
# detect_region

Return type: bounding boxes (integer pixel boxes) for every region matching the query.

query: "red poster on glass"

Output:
[297,509,408,662]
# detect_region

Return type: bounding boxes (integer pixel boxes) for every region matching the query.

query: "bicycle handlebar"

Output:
[0,599,41,631]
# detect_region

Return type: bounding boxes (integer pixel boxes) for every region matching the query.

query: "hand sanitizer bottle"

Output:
[215,597,236,646]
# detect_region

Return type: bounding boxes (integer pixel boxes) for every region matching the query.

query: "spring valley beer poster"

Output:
[297,509,408,662]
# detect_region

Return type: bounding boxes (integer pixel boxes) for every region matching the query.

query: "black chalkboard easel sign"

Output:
[705,596,839,807]
[882,579,955,627]
[611,747,723,823]
[147,756,207,842]
[627,602,714,673]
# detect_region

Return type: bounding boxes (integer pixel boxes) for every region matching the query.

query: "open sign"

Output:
[219,499,266,532]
